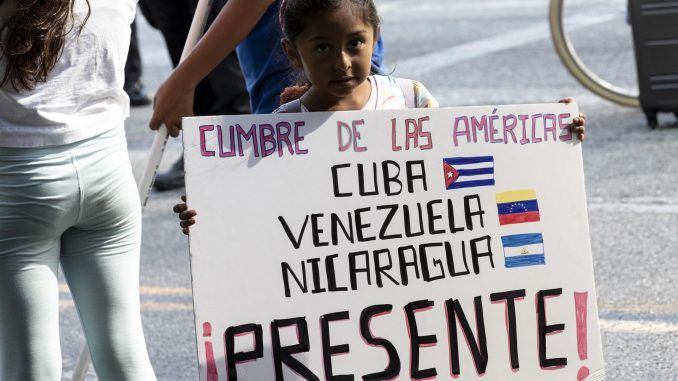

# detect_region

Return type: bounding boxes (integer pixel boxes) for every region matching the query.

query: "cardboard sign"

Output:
[183,103,605,381]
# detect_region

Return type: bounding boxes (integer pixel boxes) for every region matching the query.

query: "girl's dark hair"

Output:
[280,82,310,104]
[280,0,380,43]
[0,0,91,91]
[278,0,380,104]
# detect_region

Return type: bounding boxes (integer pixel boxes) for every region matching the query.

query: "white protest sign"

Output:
[183,103,605,381]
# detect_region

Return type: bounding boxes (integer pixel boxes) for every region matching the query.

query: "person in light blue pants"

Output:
[0,130,155,380]
[0,0,156,380]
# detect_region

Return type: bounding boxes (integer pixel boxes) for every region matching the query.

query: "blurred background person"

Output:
[124,19,153,107]
[139,0,250,190]
[149,0,386,153]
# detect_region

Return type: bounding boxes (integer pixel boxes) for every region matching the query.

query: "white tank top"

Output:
[0,0,137,147]
[274,75,439,113]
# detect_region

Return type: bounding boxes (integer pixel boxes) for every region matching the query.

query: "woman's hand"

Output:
[173,195,197,235]
[559,97,586,141]
[149,72,196,138]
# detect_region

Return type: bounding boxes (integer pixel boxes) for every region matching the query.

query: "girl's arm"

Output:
[149,0,274,136]
[413,80,439,108]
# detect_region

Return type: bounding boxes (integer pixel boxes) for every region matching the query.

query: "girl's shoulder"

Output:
[371,75,439,109]
[273,76,439,113]
[273,99,303,114]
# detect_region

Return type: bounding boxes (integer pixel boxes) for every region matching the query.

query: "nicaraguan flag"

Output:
[501,233,545,268]
[496,189,540,225]
[443,156,495,190]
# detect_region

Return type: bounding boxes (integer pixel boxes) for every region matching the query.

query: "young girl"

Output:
[0,1,156,380]
[275,0,438,113]
[175,0,586,232]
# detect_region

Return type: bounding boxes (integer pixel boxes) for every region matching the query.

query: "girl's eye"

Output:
[315,44,330,53]
[350,39,364,49]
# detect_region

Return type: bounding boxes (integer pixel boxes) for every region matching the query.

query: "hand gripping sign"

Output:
[182,103,605,381]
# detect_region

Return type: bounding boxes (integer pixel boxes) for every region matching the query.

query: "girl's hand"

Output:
[559,97,586,141]
[149,72,196,138]
[173,195,197,235]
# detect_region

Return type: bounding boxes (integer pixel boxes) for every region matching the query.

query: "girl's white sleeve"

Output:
[413,80,439,108]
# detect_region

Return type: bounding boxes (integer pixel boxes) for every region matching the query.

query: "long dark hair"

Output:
[280,0,379,43]
[0,0,91,91]
[278,0,380,104]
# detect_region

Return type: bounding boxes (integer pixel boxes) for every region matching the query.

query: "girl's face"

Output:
[284,6,376,109]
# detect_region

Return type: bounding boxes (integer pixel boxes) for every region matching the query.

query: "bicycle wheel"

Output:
[549,0,640,107]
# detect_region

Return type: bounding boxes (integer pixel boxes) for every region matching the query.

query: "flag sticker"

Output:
[496,189,540,225]
[501,233,545,268]
[443,156,495,190]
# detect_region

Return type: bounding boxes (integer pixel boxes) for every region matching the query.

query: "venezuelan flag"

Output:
[495,189,540,225]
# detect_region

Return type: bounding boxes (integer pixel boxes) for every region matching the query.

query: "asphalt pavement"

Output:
[58,0,678,380]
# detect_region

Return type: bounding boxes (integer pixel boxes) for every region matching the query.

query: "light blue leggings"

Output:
[0,128,156,381]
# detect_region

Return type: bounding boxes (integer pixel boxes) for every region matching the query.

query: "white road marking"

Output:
[59,283,192,296]
[59,289,678,334]
[588,197,678,214]
[599,319,678,334]
[392,14,616,76]
[59,300,192,312]
[599,302,678,315]
[377,0,560,15]
[59,300,678,333]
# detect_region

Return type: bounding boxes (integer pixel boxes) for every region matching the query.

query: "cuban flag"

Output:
[496,189,540,225]
[443,156,495,190]
[501,233,545,268]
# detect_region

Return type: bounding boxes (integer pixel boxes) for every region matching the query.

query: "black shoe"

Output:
[153,158,185,191]
[124,80,152,107]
